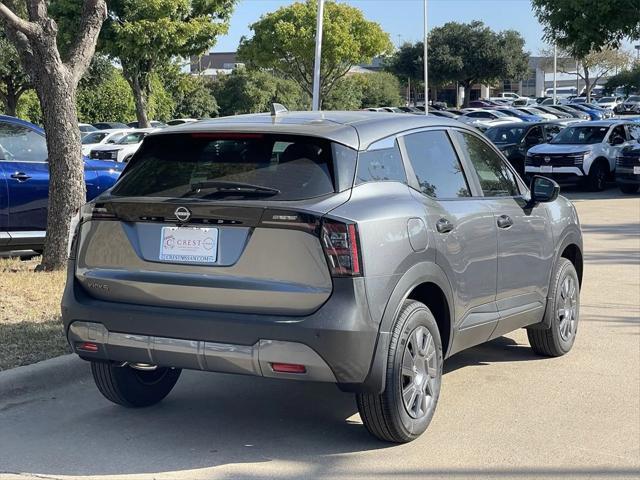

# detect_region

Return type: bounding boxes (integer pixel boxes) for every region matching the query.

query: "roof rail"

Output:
[270,103,288,116]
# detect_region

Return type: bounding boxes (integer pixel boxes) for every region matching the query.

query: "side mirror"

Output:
[525,136,540,146]
[529,175,560,204]
[611,136,625,146]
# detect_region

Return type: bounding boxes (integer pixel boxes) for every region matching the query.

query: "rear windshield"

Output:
[112,133,355,201]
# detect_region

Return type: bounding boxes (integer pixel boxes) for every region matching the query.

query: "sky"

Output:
[212,0,552,55]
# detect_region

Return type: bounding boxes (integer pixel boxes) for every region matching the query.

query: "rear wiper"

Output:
[190,180,280,195]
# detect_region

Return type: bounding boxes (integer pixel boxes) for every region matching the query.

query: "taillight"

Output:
[321,219,362,277]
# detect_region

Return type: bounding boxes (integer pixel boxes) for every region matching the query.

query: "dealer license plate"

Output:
[540,165,553,173]
[634,166,640,175]
[159,227,218,264]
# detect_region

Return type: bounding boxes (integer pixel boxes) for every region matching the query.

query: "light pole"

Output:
[423,0,428,115]
[635,45,640,62]
[553,43,557,104]
[311,0,325,111]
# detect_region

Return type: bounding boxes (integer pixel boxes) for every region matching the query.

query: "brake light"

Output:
[76,342,98,352]
[321,219,362,277]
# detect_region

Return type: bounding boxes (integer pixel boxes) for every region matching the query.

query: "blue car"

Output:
[0,115,124,252]
[569,104,604,120]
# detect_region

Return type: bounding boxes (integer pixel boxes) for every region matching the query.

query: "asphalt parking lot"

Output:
[0,188,638,480]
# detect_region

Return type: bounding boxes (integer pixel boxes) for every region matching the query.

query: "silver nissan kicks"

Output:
[62,110,583,443]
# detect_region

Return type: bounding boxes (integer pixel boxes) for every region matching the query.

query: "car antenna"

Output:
[270,103,288,116]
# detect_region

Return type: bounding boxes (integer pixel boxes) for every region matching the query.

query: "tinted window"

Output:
[550,126,609,144]
[0,122,47,162]
[525,126,544,143]
[453,131,519,197]
[356,139,406,184]
[628,124,640,141]
[82,131,109,144]
[485,126,527,144]
[114,133,342,201]
[404,130,470,198]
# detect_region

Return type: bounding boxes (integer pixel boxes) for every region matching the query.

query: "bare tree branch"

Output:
[0,2,37,36]
[65,0,107,80]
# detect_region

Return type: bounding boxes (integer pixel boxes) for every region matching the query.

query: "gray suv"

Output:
[62,111,583,443]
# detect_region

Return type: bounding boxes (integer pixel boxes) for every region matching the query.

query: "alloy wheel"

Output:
[401,326,439,419]
[557,275,578,341]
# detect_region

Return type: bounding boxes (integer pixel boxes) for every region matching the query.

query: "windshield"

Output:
[550,126,609,145]
[112,133,352,201]
[498,109,522,117]
[82,132,108,144]
[599,97,614,103]
[627,96,640,102]
[485,126,527,144]
[117,132,147,145]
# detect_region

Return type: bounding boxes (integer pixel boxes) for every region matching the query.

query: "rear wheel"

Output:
[527,258,580,357]
[356,300,443,443]
[91,362,181,407]
[619,183,639,194]
[586,160,608,191]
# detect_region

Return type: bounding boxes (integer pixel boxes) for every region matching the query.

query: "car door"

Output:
[450,129,554,339]
[0,156,7,246]
[0,121,49,233]
[399,128,499,355]
[605,125,632,172]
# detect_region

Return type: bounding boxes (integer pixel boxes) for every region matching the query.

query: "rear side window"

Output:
[356,139,406,184]
[403,130,470,198]
[0,122,47,162]
[113,133,349,201]
[453,131,519,197]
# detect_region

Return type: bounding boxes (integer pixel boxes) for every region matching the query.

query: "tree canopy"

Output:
[428,21,530,106]
[532,0,640,58]
[98,0,235,126]
[605,65,640,95]
[237,0,392,104]
[0,31,30,116]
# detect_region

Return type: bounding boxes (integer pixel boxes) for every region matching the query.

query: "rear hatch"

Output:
[74,131,359,315]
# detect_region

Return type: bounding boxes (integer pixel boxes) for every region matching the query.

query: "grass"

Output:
[0,256,70,371]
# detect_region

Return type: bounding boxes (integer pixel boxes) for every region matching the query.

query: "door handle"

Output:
[10,172,31,182]
[497,214,514,229]
[436,218,454,234]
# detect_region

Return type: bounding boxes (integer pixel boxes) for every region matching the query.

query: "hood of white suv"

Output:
[527,143,593,155]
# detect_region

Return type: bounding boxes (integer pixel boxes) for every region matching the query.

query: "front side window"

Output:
[403,130,470,198]
[550,126,609,145]
[0,122,47,162]
[113,133,342,201]
[453,131,519,197]
[356,139,406,185]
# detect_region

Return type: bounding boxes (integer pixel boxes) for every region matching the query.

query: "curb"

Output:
[0,354,89,403]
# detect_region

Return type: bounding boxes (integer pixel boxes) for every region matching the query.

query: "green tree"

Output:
[357,72,402,108]
[605,65,640,95]
[323,75,363,110]
[77,69,135,124]
[428,21,529,107]
[98,0,235,127]
[0,32,31,116]
[213,68,306,116]
[160,66,218,118]
[238,0,392,106]
[16,89,41,124]
[532,0,640,58]
[386,42,423,104]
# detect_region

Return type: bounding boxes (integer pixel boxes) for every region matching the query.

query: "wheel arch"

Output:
[341,262,455,394]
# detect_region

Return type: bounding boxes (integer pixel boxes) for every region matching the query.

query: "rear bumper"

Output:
[62,264,384,390]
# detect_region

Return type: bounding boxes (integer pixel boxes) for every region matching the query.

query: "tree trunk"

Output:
[463,83,472,108]
[4,80,18,116]
[123,63,150,128]
[583,65,592,102]
[34,70,85,271]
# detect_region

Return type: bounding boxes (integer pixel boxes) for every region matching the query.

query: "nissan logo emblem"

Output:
[544,156,551,163]
[174,206,191,222]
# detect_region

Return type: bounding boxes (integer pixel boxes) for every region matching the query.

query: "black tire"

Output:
[527,258,580,357]
[356,300,443,443]
[586,160,608,191]
[91,361,181,407]
[619,183,639,194]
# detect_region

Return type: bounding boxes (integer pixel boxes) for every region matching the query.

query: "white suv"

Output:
[525,120,640,191]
